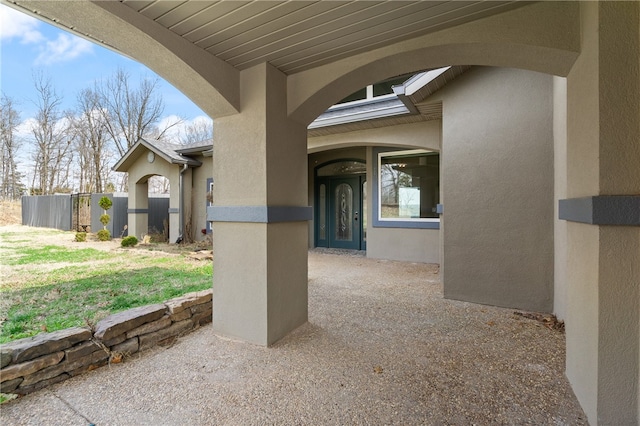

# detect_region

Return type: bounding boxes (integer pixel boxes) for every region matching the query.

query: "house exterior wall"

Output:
[308,69,554,275]
[308,120,440,153]
[433,67,555,313]
[123,152,212,243]
[308,121,441,263]
[366,226,440,264]
[190,155,213,241]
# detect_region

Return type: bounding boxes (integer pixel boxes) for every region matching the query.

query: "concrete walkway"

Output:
[1,252,587,425]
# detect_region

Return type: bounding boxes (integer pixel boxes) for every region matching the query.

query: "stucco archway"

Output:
[287,1,580,126]
[128,168,180,244]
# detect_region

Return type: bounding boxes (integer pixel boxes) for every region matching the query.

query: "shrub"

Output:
[98,196,112,231]
[75,232,87,242]
[99,214,110,226]
[121,236,138,247]
[97,229,111,241]
[98,196,113,211]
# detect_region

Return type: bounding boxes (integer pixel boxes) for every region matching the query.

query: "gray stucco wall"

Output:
[437,67,554,312]
[367,226,440,263]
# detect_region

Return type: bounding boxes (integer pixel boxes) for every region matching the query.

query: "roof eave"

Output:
[113,137,203,171]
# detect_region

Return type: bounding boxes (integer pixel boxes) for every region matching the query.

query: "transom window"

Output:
[335,75,411,106]
[317,160,366,177]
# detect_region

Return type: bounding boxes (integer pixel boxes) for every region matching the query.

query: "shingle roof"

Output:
[112,138,208,172]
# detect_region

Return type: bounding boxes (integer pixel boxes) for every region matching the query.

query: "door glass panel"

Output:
[319,184,326,240]
[362,180,367,243]
[334,183,353,241]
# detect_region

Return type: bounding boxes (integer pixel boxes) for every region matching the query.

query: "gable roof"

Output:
[113,138,204,172]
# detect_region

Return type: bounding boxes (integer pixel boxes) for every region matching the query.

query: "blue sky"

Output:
[0,3,208,133]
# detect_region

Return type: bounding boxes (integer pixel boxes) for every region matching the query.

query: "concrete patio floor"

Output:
[1,251,587,425]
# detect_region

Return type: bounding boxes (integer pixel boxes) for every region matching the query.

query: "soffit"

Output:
[403,66,471,103]
[118,0,524,74]
[308,114,431,138]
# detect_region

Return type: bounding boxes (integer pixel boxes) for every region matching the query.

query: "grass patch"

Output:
[0,393,17,403]
[1,262,212,343]
[6,245,112,265]
[1,264,212,343]
[0,235,213,344]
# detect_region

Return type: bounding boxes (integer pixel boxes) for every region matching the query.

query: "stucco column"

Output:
[209,63,310,346]
[127,179,148,240]
[168,167,180,243]
[181,167,193,241]
[563,2,640,424]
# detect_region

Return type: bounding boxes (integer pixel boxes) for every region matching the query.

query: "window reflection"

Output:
[379,151,439,220]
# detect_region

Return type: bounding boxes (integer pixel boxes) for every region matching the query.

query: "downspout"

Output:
[178,164,188,243]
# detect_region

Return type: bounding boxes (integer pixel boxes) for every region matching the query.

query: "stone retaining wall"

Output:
[0,289,212,395]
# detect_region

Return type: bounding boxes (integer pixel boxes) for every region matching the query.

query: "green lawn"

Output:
[5,245,113,265]
[0,229,213,343]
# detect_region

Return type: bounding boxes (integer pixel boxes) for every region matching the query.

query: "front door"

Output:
[316,176,364,250]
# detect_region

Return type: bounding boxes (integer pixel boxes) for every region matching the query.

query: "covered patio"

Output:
[0,251,586,424]
[3,2,638,423]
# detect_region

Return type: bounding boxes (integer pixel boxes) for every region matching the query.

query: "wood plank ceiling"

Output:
[120,1,524,74]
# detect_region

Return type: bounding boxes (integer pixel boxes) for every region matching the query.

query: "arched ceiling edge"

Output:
[287,1,581,126]
[12,0,240,118]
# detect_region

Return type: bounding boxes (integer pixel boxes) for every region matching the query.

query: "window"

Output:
[376,149,439,227]
[335,75,412,106]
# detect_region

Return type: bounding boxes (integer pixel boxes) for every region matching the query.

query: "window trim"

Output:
[372,148,440,230]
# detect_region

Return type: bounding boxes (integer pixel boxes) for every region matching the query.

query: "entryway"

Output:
[315,160,366,251]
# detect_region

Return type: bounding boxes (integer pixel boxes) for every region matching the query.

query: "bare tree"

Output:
[29,72,73,194]
[147,115,185,143]
[97,68,175,157]
[70,88,112,193]
[180,118,213,145]
[0,94,25,199]
[380,164,404,205]
[148,175,170,194]
[95,68,185,191]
